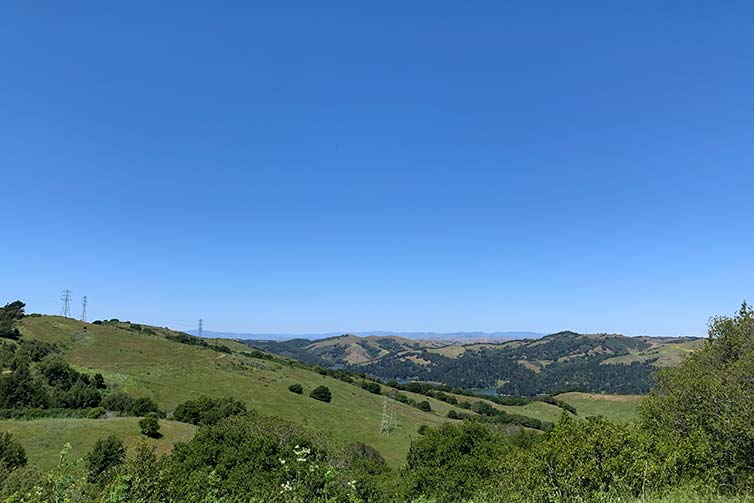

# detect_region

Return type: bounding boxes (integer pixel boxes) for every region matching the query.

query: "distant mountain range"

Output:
[186,329,545,342]
[241,331,704,395]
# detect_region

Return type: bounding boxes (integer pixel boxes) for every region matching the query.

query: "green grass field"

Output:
[556,392,642,422]
[0,417,196,471]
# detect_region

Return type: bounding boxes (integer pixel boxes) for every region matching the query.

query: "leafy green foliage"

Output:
[163,412,348,502]
[360,380,382,394]
[0,432,26,470]
[404,421,506,501]
[173,395,247,426]
[494,415,672,500]
[101,392,161,417]
[309,385,332,403]
[0,301,24,341]
[84,434,125,483]
[288,383,303,394]
[138,413,161,438]
[166,332,210,347]
[415,400,431,412]
[641,303,754,488]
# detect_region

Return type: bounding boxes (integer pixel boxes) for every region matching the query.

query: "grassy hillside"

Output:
[251,333,448,366]
[556,392,642,422]
[12,316,460,467]
[0,417,195,471]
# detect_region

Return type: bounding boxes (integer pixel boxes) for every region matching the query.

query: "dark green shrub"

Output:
[101,392,133,414]
[0,465,43,500]
[496,415,668,500]
[17,339,59,362]
[129,396,160,417]
[395,393,409,404]
[309,385,332,403]
[0,301,24,341]
[106,442,165,502]
[163,412,346,502]
[416,400,431,412]
[417,424,430,435]
[86,407,106,419]
[85,435,126,483]
[92,373,106,389]
[139,413,161,438]
[61,380,102,408]
[173,396,246,425]
[0,432,26,470]
[288,383,303,394]
[360,381,381,394]
[404,422,505,501]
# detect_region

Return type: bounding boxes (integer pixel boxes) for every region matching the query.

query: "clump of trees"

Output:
[1,341,161,418]
[173,395,247,426]
[0,347,105,410]
[0,301,25,341]
[309,385,332,403]
[359,381,381,394]
[101,392,161,417]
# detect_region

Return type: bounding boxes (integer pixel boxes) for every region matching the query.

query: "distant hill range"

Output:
[188,329,544,342]
[242,331,704,396]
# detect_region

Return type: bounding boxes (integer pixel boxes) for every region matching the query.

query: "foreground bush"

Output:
[164,411,351,501]
[85,435,125,483]
[404,421,507,501]
[0,432,26,470]
[493,414,674,501]
[641,303,754,489]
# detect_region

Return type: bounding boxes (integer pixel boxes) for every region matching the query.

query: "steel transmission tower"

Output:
[80,296,87,322]
[380,390,398,434]
[60,290,72,318]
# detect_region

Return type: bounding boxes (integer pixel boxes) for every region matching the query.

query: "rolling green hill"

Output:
[4,315,565,468]
[7,316,453,467]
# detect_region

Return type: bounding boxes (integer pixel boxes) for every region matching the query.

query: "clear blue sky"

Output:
[2,2,752,336]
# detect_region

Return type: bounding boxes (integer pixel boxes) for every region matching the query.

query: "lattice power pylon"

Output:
[380,390,398,434]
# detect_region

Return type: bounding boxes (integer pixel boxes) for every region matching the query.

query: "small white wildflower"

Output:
[280,481,293,492]
[278,458,286,464]
[293,446,312,461]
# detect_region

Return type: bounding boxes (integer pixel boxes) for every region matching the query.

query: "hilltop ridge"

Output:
[251,330,702,395]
